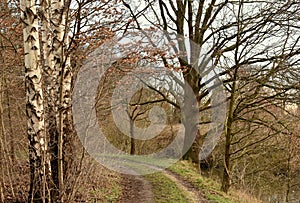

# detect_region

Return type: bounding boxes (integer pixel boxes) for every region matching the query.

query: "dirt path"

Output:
[163,169,209,203]
[119,162,208,203]
[120,173,154,203]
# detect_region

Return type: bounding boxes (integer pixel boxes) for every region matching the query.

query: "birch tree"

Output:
[20,0,52,201]
[47,0,71,200]
[20,0,122,201]
[20,0,71,200]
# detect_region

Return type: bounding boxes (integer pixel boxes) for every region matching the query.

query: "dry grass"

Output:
[229,189,264,203]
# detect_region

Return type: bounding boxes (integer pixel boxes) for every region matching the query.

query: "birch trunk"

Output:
[40,0,58,201]
[20,0,50,202]
[49,0,72,200]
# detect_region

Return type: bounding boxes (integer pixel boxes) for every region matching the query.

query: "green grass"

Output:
[169,161,236,203]
[144,172,188,203]
[168,161,264,203]
[118,159,188,202]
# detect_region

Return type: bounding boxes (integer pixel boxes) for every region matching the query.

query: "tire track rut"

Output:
[119,160,208,203]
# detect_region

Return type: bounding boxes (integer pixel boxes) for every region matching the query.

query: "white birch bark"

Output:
[49,0,72,200]
[20,0,72,201]
[20,0,50,201]
[40,1,55,201]
[41,0,55,96]
[50,0,65,197]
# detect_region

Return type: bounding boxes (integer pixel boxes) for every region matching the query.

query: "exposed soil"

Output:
[120,174,154,203]
[163,169,209,203]
[119,162,209,203]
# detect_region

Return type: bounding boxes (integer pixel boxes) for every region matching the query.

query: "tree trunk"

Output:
[130,119,135,155]
[221,132,231,193]
[176,31,202,163]
[221,70,237,193]
[20,0,51,201]
[49,0,72,200]
[40,0,60,200]
[182,68,200,162]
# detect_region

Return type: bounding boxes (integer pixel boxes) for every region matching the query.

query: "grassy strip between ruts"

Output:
[168,161,263,203]
[121,161,189,202]
[144,172,188,203]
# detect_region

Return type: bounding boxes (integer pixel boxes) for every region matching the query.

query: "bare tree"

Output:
[122,0,300,194]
